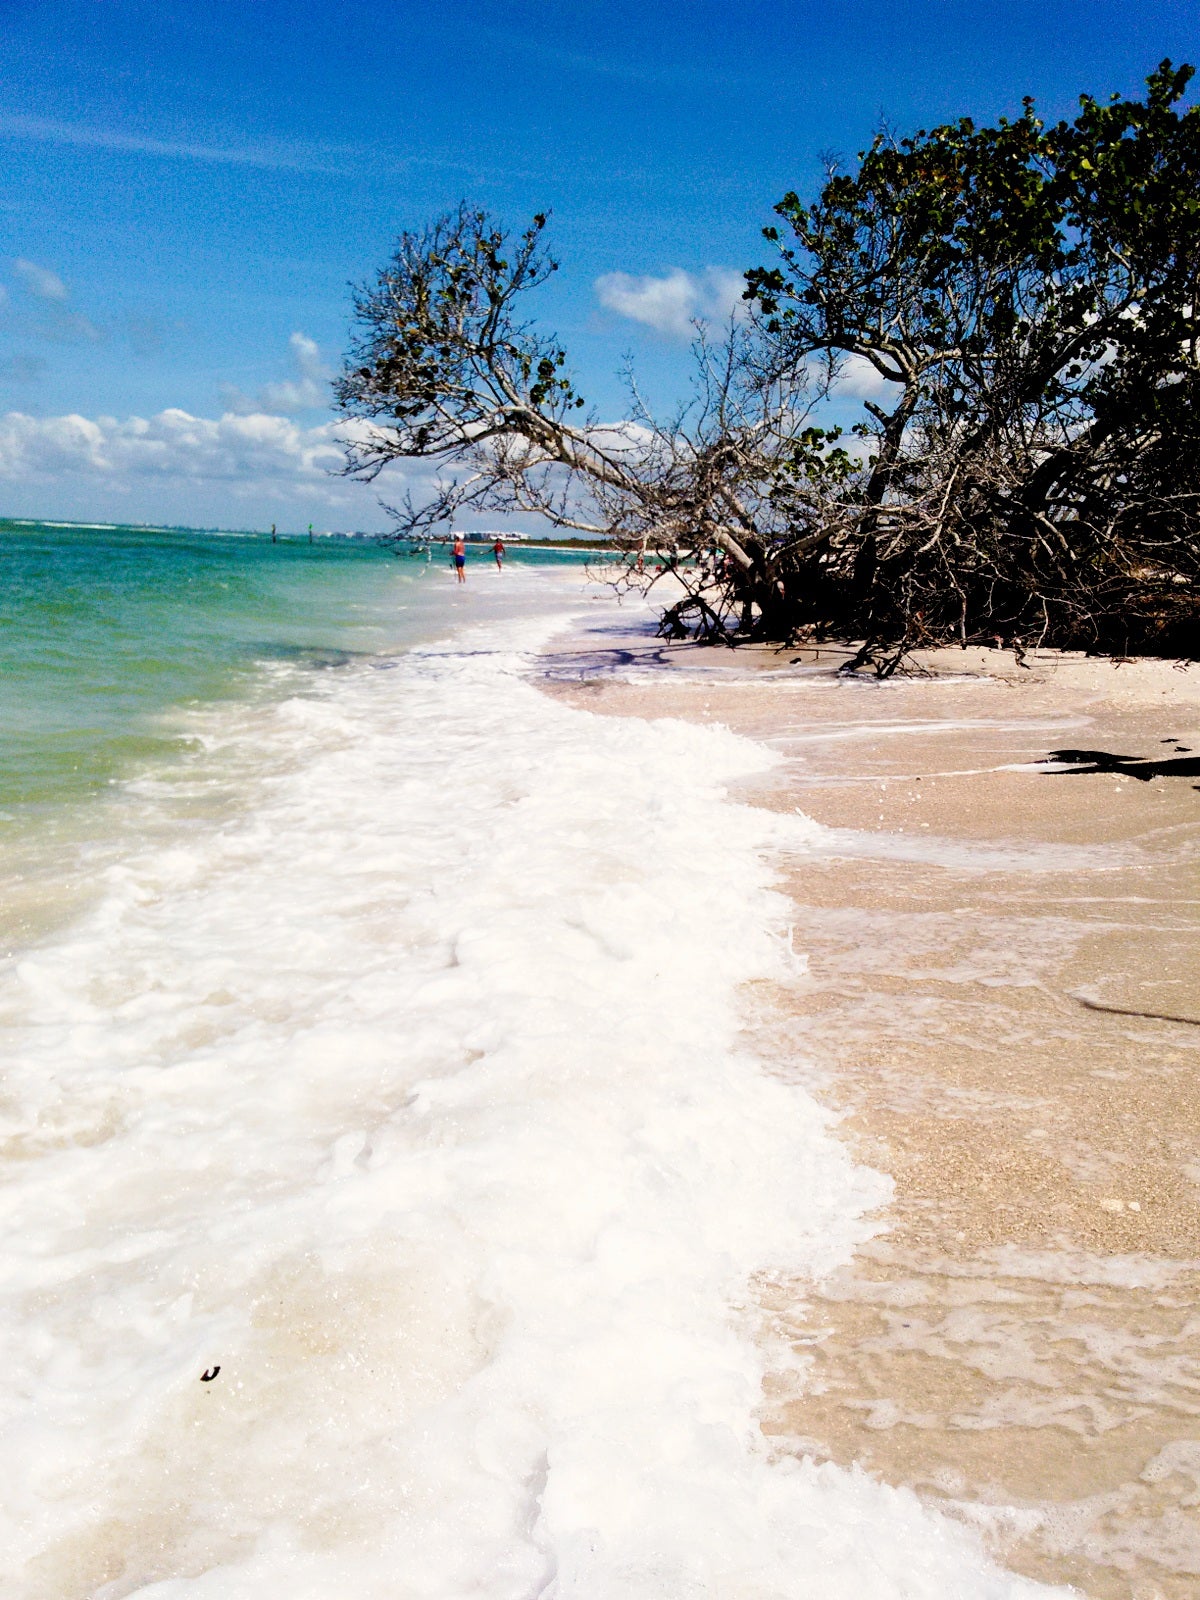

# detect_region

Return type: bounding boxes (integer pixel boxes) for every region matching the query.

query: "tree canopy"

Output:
[746,59,1200,659]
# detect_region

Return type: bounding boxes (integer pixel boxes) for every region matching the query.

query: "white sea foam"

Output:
[1,595,1066,1597]
[783,817,1124,874]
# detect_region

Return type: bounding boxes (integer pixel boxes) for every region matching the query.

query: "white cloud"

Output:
[835,353,903,401]
[13,258,69,302]
[222,330,332,414]
[290,331,324,376]
[0,407,388,507]
[595,267,746,338]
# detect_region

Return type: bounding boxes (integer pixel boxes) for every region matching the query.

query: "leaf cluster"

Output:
[336,206,584,476]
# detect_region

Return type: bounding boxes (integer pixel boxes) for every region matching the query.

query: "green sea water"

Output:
[0,519,589,823]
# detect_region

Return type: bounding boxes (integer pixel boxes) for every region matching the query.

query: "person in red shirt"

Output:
[493,536,505,571]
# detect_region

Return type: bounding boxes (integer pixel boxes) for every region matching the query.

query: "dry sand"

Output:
[539,613,1200,1600]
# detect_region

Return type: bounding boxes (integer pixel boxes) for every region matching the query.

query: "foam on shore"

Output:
[2,602,1066,1597]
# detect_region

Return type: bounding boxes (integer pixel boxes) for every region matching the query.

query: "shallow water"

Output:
[2,528,1066,1597]
[0,523,585,948]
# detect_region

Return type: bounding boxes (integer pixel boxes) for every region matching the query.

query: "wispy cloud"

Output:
[0,354,45,384]
[471,24,749,90]
[595,267,747,339]
[14,258,68,302]
[122,313,169,359]
[0,111,539,184]
[7,257,104,344]
[221,331,333,415]
[0,112,351,176]
[40,309,105,344]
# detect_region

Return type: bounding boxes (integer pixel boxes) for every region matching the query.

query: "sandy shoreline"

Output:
[538,610,1200,1599]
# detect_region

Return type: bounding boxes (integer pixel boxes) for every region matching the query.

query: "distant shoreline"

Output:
[0,517,614,550]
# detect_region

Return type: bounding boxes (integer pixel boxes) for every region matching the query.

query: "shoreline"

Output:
[10,578,1065,1599]
[537,608,1200,1599]
[7,552,1196,1597]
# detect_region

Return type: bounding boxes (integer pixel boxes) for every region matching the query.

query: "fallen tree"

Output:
[337,64,1200,662]
[334,204,840,642]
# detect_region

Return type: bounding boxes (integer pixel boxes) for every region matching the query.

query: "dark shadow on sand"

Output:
[1043,743,1200,787]
[538,645,679,680]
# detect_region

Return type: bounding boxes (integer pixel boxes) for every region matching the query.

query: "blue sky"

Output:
[0,0,1195,530]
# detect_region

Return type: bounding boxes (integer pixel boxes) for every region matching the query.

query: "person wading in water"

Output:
[493,536,505,571]
[452,532,467,583]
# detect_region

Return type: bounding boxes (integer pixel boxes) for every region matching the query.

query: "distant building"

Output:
[452,528,531,543]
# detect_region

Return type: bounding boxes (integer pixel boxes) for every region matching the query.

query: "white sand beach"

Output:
[541,614,1200,1599]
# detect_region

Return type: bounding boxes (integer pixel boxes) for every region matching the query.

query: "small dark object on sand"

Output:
[201,1366,220,1382]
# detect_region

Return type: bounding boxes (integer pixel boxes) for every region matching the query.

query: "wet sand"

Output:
[539,616,1200,1599]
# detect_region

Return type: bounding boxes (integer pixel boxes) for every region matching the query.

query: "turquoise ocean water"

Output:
[0,519,588,941]
[0,521,588,817]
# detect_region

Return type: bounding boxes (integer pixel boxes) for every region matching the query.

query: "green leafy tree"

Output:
[747,61,1200,661]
